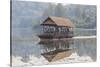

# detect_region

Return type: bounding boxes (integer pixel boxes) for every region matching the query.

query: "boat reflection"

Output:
[38,39,74,62]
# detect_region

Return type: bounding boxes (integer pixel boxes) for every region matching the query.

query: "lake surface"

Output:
[12,37,96,66]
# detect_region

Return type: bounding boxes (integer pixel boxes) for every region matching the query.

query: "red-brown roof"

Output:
[41,16,74,27]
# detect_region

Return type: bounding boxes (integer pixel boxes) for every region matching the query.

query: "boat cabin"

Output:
[38,16,74,39]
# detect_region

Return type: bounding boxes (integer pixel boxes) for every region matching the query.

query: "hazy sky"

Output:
[16,0,97,5]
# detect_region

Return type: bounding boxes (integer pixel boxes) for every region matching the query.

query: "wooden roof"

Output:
[41,16,74,27]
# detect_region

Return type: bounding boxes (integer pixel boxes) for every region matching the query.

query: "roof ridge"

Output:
[42,16,74,27]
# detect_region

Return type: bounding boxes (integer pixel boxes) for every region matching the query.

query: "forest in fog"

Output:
[12,1,96,40]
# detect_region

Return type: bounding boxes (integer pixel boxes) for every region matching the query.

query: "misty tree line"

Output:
[41,3,67,20]
[41,3,96,29]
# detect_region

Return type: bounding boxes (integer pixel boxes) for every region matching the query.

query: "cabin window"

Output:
[69,28,73,31]
[42,25,56,33]
[59,27,68,32]
[58,27,61,32]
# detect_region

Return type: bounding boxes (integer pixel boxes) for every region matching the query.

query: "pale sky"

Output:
[19,0,97,5]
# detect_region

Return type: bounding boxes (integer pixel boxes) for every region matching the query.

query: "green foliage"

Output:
[42,3,56,20]
[42,4,96,29]
[42,3,67,19]
[54,3,67,18]
[68,5,96,28]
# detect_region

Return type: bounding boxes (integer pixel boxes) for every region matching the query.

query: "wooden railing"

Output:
[38,31,73,38]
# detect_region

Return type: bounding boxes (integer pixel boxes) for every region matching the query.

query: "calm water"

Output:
[12,37,96,66]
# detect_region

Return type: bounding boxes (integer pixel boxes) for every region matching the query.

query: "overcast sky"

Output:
[16,0,97,5]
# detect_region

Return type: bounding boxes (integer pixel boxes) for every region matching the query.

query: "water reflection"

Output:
[38,39,74,62]
[12,38,96,64]
[74,38,96,61]
[12,40,41,63]
[38,38,96,62]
